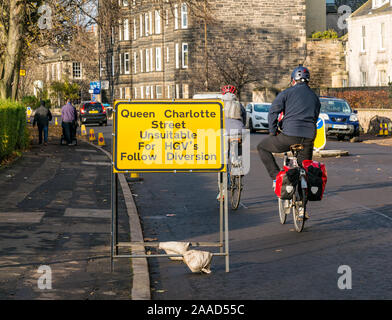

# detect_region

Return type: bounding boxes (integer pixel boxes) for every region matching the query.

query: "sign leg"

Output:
[219,173,223,254]
[223,171,229,272]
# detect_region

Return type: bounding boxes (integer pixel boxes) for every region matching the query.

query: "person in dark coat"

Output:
[33,100,52,145]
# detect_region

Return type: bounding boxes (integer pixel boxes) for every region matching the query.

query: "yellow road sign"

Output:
[314,117,326,151]
[113,100,225,173]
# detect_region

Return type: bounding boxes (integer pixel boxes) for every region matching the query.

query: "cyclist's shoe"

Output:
[298,207,310,220]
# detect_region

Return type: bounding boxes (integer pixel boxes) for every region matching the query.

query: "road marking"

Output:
[332,195,392,222]
[75,149,97,153]
[0,212,45,223]
[239,202,248,209]
[81,161,111,166]
[64,208,111,218]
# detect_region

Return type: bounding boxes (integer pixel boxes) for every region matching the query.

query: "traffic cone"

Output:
[98,132,105,146]
[130,172,143,181]
[89,129,96,142]
[379,123,384,136]
[81,124,87,136]
[384,123,388,136]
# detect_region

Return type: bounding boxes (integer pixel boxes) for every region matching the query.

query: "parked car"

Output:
[319,97,359,140]
[79,101,107,126]
[245,102,272,133]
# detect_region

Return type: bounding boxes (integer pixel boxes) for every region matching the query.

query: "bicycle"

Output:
[278,144,308,232]
[228,135,243,210]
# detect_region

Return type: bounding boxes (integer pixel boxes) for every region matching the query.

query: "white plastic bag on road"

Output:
[183,250,213,274]
[158,241,190,261]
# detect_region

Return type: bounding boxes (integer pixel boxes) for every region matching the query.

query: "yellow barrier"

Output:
[89,129,96,142]
[55,117,58,126]
[98,132,105,146]
[81,125,87,136]
[384,123,388,136]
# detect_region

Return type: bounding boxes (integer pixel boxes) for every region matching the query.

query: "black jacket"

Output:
[268,83,321,139]
[33,106,52,127]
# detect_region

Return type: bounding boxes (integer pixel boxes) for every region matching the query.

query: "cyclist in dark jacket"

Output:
[33,100,52,145]
[257,65,321,182]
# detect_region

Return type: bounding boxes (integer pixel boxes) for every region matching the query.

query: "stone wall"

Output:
[304,38,347,89]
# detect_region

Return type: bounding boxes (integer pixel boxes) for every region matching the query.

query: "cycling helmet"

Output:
[221,85,238,96]
[291,65,310,82]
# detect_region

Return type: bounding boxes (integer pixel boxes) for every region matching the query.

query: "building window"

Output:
[156,86,162,99]
[342,79,347,88]
[378,70,387,86]
[166,46,169,63]
[174,5,178,30]
[156,47,162,71]
[182,43,188,68]
[134,52,137,74]
[119,53,122,74]
[167,85,170,98]
[57,63,61,81]
[361,71,367,87]
[119,20,122,41]
[155,10,161,34]
[124,53,130,74]
[111,27,114,44]
[145,13,149,36]
[140,50,143,72]
[380,22,385,50]
[134,87,137,99]
[140,15,143,37]
[141,86,144,99]
[123,0,128,6]
[165,10,169,26]
[146,86,150,99]
[133,18,137,40]
[119,87,123,99]
[72,62,81,79]
[181,3,188,29]
[151,85,154,99]
[176,84,180,99]
[149,11,153,35]
[124,19,129,41]
[52,64,55,81]
[150,48,154,71]
[361,26,366,52]
[146,49,150,72]
[175,43,179,69]
[112,55,115,76]
[182,84,189,99]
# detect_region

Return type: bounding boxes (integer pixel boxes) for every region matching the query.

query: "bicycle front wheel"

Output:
[230,175,242,210]
[292,187,307,233]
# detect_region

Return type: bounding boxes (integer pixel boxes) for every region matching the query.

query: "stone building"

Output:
[104,0,329,103]
[25,25,99,107]
[346,0,392,87]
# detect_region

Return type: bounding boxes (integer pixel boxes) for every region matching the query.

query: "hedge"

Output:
[0,100,30,162]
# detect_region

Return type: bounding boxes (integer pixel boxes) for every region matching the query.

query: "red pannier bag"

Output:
[275,166,300,200]
[302,160,328,201]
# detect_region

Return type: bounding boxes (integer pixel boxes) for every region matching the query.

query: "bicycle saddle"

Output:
[290,144,304,152]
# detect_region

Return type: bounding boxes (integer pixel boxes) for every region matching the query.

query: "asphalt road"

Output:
[126,131,392,300]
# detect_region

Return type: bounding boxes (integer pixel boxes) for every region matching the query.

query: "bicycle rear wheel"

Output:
[230,175,242,210]
[292,187,307,232]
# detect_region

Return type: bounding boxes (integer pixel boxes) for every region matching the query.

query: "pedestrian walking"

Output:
[61,99,78,146]
[33,100,52,146]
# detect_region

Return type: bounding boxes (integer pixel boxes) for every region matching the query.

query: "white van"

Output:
[246,102,272,133]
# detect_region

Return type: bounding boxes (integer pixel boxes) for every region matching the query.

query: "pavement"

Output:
[0,127,133,299]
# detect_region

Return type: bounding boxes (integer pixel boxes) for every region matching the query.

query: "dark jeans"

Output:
[257,133,314,180]
[37,125,48,144]
[62,122,74,144]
